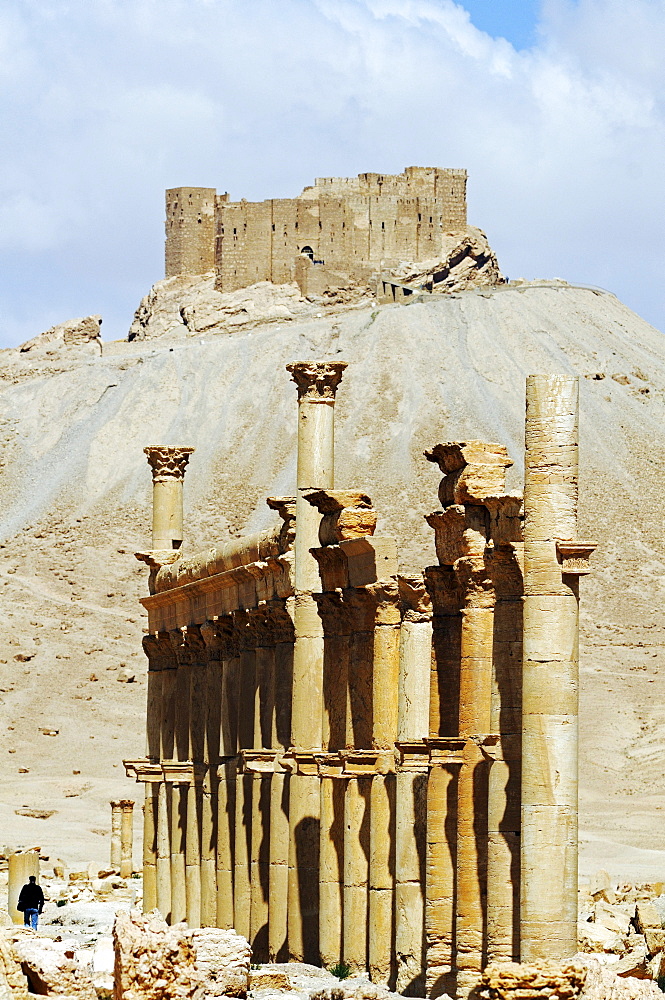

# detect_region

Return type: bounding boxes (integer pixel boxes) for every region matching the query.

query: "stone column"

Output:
[370,583,400,987]
[8,851,39,924]
[213,615,238,930]
[424,442,513,999]
[395,579,432,996]
[424,566,461,999]
[169,627,191,925]
[486,541,523,964]
[144,446,194,551]
[343,776,370,972]
[185,626,206,929]
[120,800,135,878]
[157,631,177,921]
[521,374,593,962]
[110,800,122,870]
[286,360,346,963]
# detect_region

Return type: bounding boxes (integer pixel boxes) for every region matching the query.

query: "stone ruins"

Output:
[124,365,596,999]
[165,167,468,298]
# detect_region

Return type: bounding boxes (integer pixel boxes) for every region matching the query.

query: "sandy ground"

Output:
[0,280,663,879]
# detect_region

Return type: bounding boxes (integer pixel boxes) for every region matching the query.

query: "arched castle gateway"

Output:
[164,167,468,297]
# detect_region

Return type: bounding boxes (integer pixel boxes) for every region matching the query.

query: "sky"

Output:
[1,0,664,347]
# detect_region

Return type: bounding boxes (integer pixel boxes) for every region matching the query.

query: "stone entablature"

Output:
[165,167,467,296]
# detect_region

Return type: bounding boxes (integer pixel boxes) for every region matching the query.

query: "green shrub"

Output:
[329,963,352,980]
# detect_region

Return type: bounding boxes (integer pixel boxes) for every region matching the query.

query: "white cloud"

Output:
[0,0,663,345]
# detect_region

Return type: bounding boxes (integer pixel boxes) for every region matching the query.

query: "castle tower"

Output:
[165,187,216,278]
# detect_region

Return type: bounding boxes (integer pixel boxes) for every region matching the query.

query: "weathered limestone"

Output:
[144,446,194,552]
[521,375,595,963]
[12,935,96,1000]
[114,908,252,1000]
[0,927,28,1000]
[7,851,39,924]
[481,960,586,1000]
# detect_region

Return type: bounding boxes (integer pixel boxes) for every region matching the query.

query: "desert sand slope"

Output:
[0,281,664,877]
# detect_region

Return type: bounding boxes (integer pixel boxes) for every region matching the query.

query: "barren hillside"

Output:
[0,280,664,878]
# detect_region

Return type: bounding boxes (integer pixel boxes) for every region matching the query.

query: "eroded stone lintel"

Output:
[555,539,598,575]
[123,759,163,783]
[161,760,208,785]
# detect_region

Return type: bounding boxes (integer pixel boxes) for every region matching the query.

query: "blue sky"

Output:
[0,0,663,346]
[460,0,541,48]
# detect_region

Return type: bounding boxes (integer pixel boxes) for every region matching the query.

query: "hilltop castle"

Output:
[165,167,467,297]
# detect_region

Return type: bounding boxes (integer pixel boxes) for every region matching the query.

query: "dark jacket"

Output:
[18,882,44,912]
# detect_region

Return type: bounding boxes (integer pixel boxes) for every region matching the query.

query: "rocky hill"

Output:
[0,278,664,876]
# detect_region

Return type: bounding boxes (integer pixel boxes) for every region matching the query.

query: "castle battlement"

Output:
[165,167,468,296]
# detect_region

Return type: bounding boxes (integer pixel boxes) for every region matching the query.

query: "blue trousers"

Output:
[23,908,38,929]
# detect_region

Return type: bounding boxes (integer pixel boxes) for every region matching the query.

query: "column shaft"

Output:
[120,801,134,878]
[142,788,157,910]
[521,374,580,961]
[216,761,236,929]
[343,777,370,972]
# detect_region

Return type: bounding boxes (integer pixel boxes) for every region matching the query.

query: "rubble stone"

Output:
[12,932,97,1000]
[576,955,664,1000]
[190,927,251,998]
[480,960,587,1000]
[0,927,28,1000]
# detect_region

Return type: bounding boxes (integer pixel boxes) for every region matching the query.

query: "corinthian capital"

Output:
[144,446,194,481]
[286,361,347,401]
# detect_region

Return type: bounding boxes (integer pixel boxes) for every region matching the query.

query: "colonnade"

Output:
[124,368,594,997]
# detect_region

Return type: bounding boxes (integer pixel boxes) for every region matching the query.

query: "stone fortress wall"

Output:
[127,364,595,999]
[164,168,468,296]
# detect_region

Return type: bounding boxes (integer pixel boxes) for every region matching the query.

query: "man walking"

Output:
[17,875,44,929]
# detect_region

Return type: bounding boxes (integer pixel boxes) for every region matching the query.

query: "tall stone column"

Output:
[110,800,122,870]
[286,361,346,963]
[424,566,461,999]
[486,541,523,964]
[120,800,135,878]
[521,375,594,961]
[157,631,177,921]
[8,851,39,924]
[395,579,431,996]
[144,446,194,551]
[269,600,294,961]
[185,625,206,929]
[169,626,192,925]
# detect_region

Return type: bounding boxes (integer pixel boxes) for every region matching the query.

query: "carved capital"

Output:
[142,630,178,670]
[286,361,347,401]
[144,446,194,482]
[555,539,597,576]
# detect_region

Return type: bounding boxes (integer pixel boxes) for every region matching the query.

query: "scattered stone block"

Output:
[481,960,587,1000]
[12,934,97,1000]
[0,927,28,1000]
[635,903,662,935]
[644,928,665,955]
[190,927,251,997]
